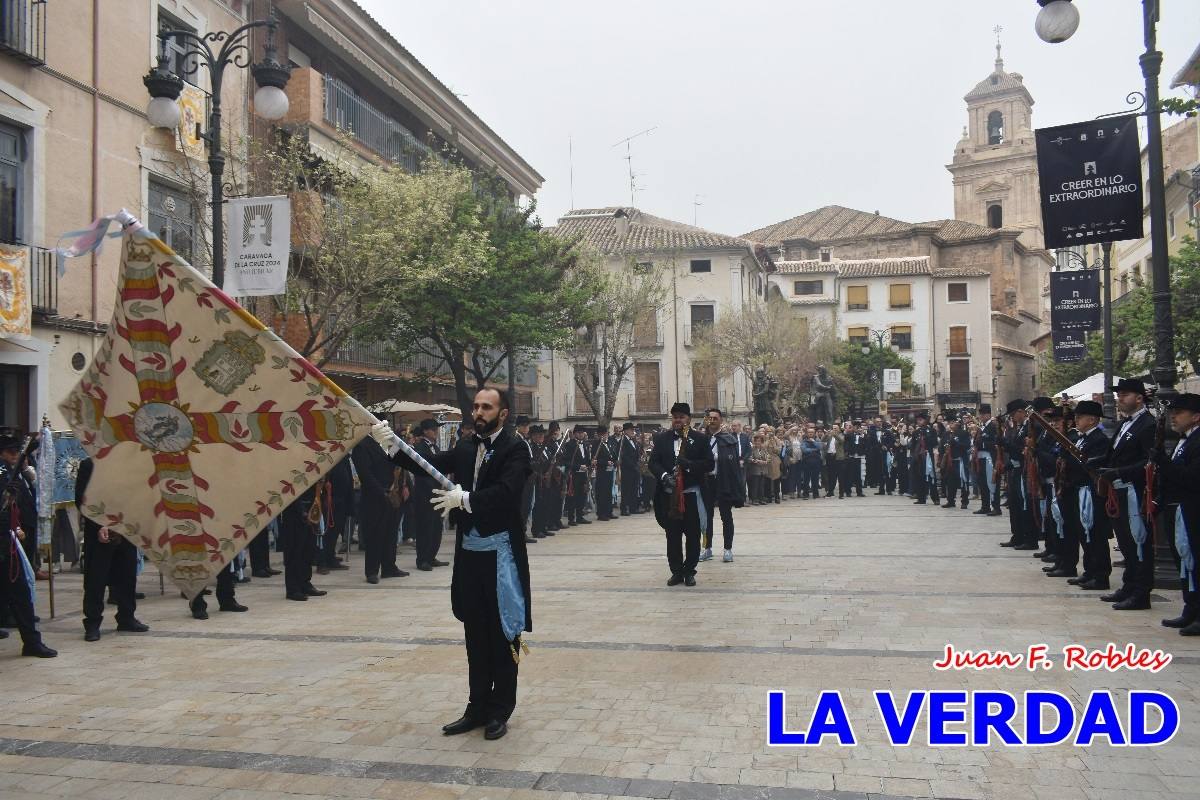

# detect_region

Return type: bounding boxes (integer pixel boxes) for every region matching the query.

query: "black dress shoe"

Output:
[366,575,380,584]
[667,574,684,586]
[286,592,309,601]
[1032,550,1049,558]
[988,510,1003,516]
[1078,579,1110,590]
[417,563,433,571]
[575,519,591,525]
[1046,569,1077,578]
[484,719,508,740]
[431,559,449,567]
[22,642,57,658]
[1013,543,1039,551]
[303,585,327,597]
[191,605,209,620]
[251,570,274,579]
[1041,565,1058,573]
[134,592,145,600]
[381,569,409,578]
[117,619,151,631]
[684,575,696,587]
[1112,596,1151,610]
[543,531,556,536]
[442,715,484,736]
[525,536,537,543]
[1067,576,1089,585]
[1040,554,1058,563]
[267,567,282,576]
[999,540,1018,547]
[84,627,100,642]
[1100,589,1131,603]
[1162,614,1197,628]
[1180,620,1200,636]
[913,500,926,505]
[973,509,990,515]
[218,602,248,613]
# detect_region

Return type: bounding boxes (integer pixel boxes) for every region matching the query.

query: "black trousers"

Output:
[1057,489,1082,572]
[190,567,235,614]
[865,451,881,487]
[413,500,443,565]
[595,470,614,519]
[802,462,822,497]
[620,471,641,514]
[248,526,272,573]
[702,477,735,550]
[1168,505,1200,616]
[975,462,997,511]
[457,549,519,723]
[839,457,863,496]
[0,536,42,646]
[896,455,910,495]
[823,460,838,495]
[914,456,939,503]
[283,520,316,595]
[532,480,554,532]
[566,472,588,522]
[943,462,969,504]
[318,509,349,567]
[1113,489,1154,598]
[663,492,702,577]
[1006,470,1034,542]
[361,501,399,578]
[83,530,138,629]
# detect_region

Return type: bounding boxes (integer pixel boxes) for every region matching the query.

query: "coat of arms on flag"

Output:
[59,217,376,597]
[0,245,31,339]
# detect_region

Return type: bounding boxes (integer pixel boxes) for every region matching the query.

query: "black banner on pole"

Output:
[1050,269,1102,330]
[1036,114,1143,249]
[1052,330,1088,363]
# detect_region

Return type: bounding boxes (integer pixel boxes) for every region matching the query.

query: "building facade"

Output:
[539,207,772,426]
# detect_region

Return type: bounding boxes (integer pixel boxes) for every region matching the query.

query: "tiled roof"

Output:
[743,205,1011,247]
[965,68,1029,101]
[776,257,989,279]
[554,207,757,257]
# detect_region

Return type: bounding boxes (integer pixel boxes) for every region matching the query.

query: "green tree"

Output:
[829,340,915,418]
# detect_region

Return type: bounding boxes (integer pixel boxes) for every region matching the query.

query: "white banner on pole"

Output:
[226,195,290,296]
[883,368,902,393]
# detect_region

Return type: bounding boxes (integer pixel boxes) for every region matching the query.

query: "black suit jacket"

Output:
[648,428,713,493]
[1159,429,1200,537]
[1108,410,1156,489]
[410,437,440,503]
[351,437,396,510]
[618,435,641,473]
[391,426,532,632]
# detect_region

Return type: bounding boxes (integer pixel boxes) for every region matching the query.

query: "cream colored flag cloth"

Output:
[59,216,375,598]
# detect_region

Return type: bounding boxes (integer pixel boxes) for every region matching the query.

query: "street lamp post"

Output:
[1035,0,1176,401]
[862,329,899,415]
[143,11,292,290]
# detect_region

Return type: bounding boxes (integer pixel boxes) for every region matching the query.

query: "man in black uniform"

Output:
[592,428,616,521]
[1000,399,1035,548]
[0,434,38,571]
[1097,378,1156,610]
[513,416,537,544]
[974,405,1002,515]
[1054,402,1105,582]
[1156,393,1200,634]
[1033,405,1063,562]
[316,454,354,574]
[561,425,592,526]
[76,458,149,641]
[649,402,713,586]
[841,421,865,498]
[0,432,55,657]
[373,387,532,739]
[618,422,642,515]
[412,419,448,570]
[541,421,564,531]
[352,437,408,584]
[702,408,745,562]
[942,417,972,509]
[279,481,328,602]
[910,412,940,505]
[528,426,551,538]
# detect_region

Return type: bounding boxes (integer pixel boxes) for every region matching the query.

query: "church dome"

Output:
[964,45,1035,105]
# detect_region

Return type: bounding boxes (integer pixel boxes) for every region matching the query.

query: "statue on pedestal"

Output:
[752,368,781,428]
[810,364,836,424]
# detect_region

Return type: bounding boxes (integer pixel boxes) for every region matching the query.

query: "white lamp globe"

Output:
[1035,0,1080,44]
[146,96,181,128]
[253,84,289,121]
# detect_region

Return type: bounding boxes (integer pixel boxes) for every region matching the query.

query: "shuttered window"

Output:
[846,285,868,310]
[888,283,911,308]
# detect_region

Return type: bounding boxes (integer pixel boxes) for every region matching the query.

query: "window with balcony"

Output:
[0,122,22,244]
[947,282,968,302]
[573,365,597,416]
[888,283,912,309]
[949,358,971,392]
[846,285,868,310]
[948,325,969,355]
[0,0,46,65]
[847,326,868,347]
[690,259,711,273]
[890,325,913,351]
[158,8,199,85]
[692,361,718,410]
[634,361,661,414]
[633,308,659,347]
[690,304,714,330]
[148,179,196,265]
[324,75,432,172]
[794,279,822,295]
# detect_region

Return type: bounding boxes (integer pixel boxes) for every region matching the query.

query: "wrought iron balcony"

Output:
[330,339,451,376]
[0,1,46,65]
[323,75,432,172]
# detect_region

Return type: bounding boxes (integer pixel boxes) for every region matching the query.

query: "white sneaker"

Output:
[723,549,733,562]
[698,548,712,562]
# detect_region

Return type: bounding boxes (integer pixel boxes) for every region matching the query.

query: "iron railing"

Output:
[1,242,55,316]
[0,1,46,65]
[632,390,667,415]
[330,339,452,376]
[323,75,432,172]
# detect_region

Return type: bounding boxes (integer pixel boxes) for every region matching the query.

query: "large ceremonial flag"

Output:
[59,217,376,598]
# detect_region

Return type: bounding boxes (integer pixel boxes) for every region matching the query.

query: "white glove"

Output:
[431,483,468,518]
[370,421,399,456]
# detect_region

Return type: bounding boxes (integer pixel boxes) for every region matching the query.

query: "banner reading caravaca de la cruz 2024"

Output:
[1035,114,1143,250]
[225,195,291,297]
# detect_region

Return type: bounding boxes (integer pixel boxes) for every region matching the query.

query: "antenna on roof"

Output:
[612,126,656,208]
[693,194,703,226]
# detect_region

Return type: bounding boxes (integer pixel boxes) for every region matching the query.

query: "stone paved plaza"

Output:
[2,495,1198,800]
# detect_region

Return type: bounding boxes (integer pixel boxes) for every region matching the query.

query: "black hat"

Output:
[529,424,545,434]
[514,415,530,427]
[1032,397,1054,411]
[622,421,636,430]
[670,401,692,417]
[1042,406,1063,419]
[573,424,588,434]
[1006,398,1027,414]
[1074,400,1103,418]
[547,421,560,432]
[1112,377,1148,396]
[1167,393,1200,413]
[418,418,439,433]
[979,403,992,414]
[0,433,20,451]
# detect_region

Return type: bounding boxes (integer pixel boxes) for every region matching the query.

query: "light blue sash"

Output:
[925,453,935,481]
[683,485,707,536]
[462,529,526,643]
[959,459,969,487]
[1114,480,1149,559]
[10,530,35,608]
[979,452,996,496]
[885,451,894,475]
[1175,506,1195,592]
[1079,486,1095,544]
[1047,480,1063,537]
